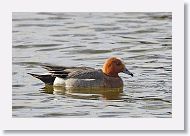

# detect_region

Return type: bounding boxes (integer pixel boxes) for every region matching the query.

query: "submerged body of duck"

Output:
[28,57,133,88]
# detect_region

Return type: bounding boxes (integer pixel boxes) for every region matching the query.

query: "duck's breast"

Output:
[103,76,123,88]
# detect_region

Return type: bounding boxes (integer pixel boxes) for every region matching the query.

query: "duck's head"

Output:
[102,57,133,77]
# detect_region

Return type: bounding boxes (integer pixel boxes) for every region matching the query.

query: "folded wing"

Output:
[28,64,103,85]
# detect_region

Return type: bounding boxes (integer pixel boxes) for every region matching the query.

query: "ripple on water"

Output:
[12,106,29,109]
[12,84,25,88]
[12,18,45,22]
[35,111,89,118]
[16,24,63,27]
[71,49,112,54]
[13,43,62,49]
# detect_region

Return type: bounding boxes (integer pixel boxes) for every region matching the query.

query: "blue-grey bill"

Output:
[123,68,133,77]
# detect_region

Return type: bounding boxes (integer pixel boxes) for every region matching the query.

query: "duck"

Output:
[28,57,133,88]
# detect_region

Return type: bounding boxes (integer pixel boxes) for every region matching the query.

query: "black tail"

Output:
[27,73,55,85]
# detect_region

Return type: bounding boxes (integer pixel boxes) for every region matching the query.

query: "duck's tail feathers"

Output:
[27,73,56,85]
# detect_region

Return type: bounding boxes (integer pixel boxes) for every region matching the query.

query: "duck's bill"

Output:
[123,68,133,77]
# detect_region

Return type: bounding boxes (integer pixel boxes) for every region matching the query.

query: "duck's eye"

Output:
[116,62,121,66]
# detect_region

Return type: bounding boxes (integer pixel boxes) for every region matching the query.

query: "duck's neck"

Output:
[102,69,119,77]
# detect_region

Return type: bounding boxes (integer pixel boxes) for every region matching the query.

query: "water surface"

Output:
[12,12,172,118]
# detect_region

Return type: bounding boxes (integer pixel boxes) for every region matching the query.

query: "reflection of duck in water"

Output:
[41,85,124,100]
[28,57,133,88]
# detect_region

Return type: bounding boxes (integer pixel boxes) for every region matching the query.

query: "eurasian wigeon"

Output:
[28,57,133,88]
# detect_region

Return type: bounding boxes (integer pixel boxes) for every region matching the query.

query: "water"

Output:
[12,12,172,118]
